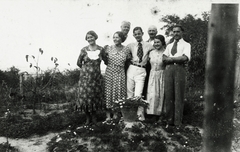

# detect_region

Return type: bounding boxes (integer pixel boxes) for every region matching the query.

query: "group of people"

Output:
[76,21,191,127]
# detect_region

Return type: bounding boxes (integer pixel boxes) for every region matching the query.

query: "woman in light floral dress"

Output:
[146,35,166,120]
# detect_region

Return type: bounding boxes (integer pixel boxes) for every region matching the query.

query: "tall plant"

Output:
[25,48,59,113]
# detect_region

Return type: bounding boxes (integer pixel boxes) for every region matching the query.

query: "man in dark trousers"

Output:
[162,25,191,126]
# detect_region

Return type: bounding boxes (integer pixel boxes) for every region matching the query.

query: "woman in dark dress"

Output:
[76,30,104,125]
[104,31,131,121]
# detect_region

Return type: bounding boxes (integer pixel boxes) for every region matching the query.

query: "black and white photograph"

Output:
[0,0,239,151]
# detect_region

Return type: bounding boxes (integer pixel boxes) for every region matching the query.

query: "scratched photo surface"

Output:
[0,0,213,73]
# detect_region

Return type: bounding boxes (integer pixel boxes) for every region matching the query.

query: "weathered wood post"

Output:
[19,73,23,96]
[203,4,239,152]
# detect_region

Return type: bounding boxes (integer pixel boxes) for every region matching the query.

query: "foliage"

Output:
[0,142,19,152]
[111,96,149,112]
[62,68,79,86]
[0,110,88,138]
[24,48,60,113]
[161,12,209,89]
[47,118,204,152]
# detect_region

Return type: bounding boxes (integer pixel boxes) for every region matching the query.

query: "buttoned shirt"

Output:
[127,41,154,66]
[147,39,154,46]
[163,38,191,60]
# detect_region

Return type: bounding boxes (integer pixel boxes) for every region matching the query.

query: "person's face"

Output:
[86,34,96,45]
[113,33,122,45]
[153,38,163,50]
[148,28,157,39]
[121,24,130,35]
[133,29,143,42]
[173,27,183,40]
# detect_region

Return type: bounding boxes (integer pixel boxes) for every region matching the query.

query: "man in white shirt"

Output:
[162,25,191,126]
[120,21,131,44]
[127,27,154,121]
[146,25,158,45]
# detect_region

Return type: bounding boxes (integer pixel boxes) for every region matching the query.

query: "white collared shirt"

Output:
[163,38,191,60]
[127,41,154,66]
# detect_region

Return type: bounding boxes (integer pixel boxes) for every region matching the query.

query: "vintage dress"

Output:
[146,49,165,115]
[104,45,131,109]
[76,45,104,112]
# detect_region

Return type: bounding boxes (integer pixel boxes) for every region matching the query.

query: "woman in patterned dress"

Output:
[146,35,166,121]
[76,31,104,125]
[104,31,132,121]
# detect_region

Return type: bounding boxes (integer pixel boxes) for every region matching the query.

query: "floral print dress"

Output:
[104,45,131,109]
[76,45,104,112]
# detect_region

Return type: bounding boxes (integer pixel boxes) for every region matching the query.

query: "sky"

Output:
[0,0,239,74]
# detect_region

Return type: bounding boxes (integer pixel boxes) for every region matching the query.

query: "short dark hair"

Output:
[133,27,143,33]
[173,24,184,32]
[155,35,166,47]
[114,31,126,42]
[85,30,98,40]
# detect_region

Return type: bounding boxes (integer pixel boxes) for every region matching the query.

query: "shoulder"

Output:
[149,49,156,56]
[124,46,131,52]
[80,46,88,53]
[149,49,156,54]
[180,39,191,46]
[127,43,135,48]
[97,45,104,51]
[142,41,151,45]
[143,41,153,48]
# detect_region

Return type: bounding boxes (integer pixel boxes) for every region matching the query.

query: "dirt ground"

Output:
[0,133,56,152]
[0,125,239,152]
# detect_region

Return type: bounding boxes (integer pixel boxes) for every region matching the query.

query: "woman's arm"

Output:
[77,49,85,68]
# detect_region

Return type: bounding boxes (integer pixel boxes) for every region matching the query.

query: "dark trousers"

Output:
[164,64,186,125]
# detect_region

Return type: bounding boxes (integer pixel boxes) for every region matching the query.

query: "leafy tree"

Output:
[0,66,20,89]
[5,66,20,89]
[161,12,209,89]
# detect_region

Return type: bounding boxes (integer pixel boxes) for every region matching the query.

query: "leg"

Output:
[105,109,111,121]
[85,111,91,125]
[134,69,147,120]
[164,66,175,125]
[174,66,186,126]
[134,69,146,97]
[91,111,97,125]
[127,76,135,98]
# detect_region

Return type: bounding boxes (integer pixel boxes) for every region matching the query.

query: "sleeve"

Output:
[102,45,109,65]
[126,47,132,60]
[150,44,154,51]
[125,47,132,72]
[149,51,152,60]
[77,48,85,68]
[163,45,170,57]
[183,43,191,61]
[126,43,132,53]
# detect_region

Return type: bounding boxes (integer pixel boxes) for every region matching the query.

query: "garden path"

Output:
[0,132,56,152]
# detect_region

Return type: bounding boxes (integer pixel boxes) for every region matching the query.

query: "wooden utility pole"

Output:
[203,4,239,152]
